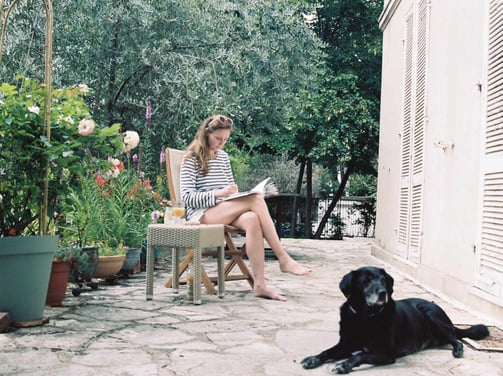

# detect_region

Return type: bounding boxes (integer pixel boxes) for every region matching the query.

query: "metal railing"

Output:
[267,195,375,239]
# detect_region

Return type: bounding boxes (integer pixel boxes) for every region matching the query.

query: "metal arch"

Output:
[0,0,54,234]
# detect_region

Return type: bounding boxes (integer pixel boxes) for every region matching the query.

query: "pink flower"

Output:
[151,210,161,223]
[78,119,95,136]
[108,158,124,177]
[146,101,152,121]
[143,179,152,191]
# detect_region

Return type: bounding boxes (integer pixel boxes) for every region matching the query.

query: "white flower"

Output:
[78,119,95,136]
[110,167,120,177]
[123,130,140,151]
[78,84,89,94]
[28,105,40,115]
[111,158,121,167]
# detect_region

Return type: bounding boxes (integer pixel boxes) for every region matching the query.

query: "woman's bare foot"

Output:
[254,286,287,301]
[279,258,312,276]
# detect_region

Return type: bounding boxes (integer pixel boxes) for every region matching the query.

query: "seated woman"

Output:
[180,114,312,301]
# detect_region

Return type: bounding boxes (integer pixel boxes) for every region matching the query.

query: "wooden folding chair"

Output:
[164,148,254,293]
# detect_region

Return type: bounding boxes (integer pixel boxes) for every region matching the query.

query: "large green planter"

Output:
[0,235,58,323]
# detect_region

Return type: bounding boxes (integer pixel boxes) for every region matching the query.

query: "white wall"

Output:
[373,0,502,322]
[420,0,485,282]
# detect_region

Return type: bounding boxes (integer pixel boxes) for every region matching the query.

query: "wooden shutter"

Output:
[398,11,414,257]
[477,0,503,299]
[397,0,428,263]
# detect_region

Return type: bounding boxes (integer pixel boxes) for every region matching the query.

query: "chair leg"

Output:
[165,234,254,294]
[171,247,180,293]
[217,246,225,298]
[146,244,155,300]
[223,233,254,288]
[165,248,192,289]
[192,247,202,304]
[201,268,217,295]
[232,250,254,288]
[165,248,217,295]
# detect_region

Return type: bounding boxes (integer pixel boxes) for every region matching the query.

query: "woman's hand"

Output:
[215,184,238,198]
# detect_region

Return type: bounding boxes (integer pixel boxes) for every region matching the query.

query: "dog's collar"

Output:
[348,304,358,314]
[348,304,384,317]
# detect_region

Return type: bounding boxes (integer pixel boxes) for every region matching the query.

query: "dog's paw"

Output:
[301,355,322,369]
[330,361,352,374]
[452,341,464,358]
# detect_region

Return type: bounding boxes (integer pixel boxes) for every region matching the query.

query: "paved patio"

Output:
[1,237,502,375]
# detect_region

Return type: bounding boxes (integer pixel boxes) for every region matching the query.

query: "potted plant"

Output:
[0,77,124,323]
[61,139,162,279]
[46,246,87,307]
[0,2,126,324]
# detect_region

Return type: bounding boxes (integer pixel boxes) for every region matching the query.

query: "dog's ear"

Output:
[339,271,354,298]
[382,269,394,296]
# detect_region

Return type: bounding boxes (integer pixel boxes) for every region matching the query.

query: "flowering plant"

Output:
[60,155,162,254]
[150,198,172,224]
[0,76,124,237]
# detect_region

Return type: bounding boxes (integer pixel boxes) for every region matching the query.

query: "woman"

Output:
[180,114,311,301]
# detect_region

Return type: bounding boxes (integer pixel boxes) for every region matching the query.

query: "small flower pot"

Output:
[46,260,71,307]
[94,254,126,278]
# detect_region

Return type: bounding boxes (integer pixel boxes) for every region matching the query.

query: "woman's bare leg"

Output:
[201,195,311,276]
[231,211,286,301]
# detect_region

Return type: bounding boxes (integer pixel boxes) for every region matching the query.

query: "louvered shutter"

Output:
[476,0,503,299]
[409,0,428,263]
[397,11,414,258]
[397,0,428,263]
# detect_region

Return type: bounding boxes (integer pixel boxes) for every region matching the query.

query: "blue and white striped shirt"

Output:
[180,149,235,221]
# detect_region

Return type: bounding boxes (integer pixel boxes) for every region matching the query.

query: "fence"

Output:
[267,195,375,239]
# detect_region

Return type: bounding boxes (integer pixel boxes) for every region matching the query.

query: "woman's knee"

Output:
[236,211,261,232]
[250,194,267,207]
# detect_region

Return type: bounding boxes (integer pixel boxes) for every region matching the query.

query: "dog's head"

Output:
[339,266,394,315]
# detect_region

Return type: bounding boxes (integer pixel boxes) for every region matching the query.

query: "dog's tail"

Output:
[455,324,489,340]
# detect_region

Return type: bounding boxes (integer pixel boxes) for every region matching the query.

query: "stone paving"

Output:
[1,237,503,376]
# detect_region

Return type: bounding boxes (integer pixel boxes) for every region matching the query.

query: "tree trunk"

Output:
[313,162,354,239]
[290,160,305,237]
[304,159,313,238]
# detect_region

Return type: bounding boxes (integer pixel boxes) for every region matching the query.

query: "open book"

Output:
[221,177,278,201]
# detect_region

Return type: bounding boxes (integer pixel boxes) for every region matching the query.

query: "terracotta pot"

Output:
[46,260,71,307]
[94,254,126,278]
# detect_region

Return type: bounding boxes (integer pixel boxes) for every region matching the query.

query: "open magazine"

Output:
[221,177,278,201]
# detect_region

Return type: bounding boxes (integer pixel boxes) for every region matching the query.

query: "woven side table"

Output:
[146,224,225,304]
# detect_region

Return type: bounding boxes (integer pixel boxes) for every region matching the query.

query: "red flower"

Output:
[95,174,107,187]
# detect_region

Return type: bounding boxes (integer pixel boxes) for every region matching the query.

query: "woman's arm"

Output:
[180,156,217,209]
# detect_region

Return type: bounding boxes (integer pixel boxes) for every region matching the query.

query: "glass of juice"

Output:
[172,201,185,225]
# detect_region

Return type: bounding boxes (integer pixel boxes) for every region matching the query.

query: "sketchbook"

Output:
[221,177,278,201]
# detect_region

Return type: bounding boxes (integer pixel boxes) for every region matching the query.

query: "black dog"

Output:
[301,266,489,374]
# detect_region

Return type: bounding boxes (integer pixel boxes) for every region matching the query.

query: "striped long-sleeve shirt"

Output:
[180,149,235,221]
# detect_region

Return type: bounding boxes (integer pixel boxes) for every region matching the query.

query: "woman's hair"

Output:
[186,114,234,174]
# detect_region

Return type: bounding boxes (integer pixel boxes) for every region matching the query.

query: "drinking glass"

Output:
[164,207,173,224]
[172,201,186,225]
